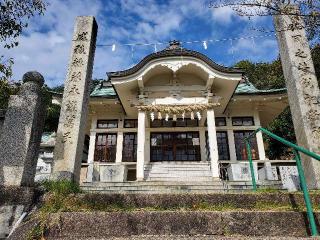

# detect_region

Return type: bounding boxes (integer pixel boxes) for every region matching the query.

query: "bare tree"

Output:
[210,0,320,41]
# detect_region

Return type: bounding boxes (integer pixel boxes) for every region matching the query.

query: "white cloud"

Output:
[211,7,236,24]
[228,35,278,63]
[2,0,277,86]
[3,0,103,86]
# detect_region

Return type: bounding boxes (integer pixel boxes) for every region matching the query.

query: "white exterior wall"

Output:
[85,105,267,181]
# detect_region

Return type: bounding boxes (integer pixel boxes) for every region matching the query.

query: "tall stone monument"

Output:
[274,7,320,189]
[52,16,98,182]
[0,71,46,186]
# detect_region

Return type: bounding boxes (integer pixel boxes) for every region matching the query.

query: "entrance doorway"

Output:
[150,132,200,161]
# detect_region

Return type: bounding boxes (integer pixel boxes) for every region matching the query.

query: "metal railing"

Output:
[245,127,320,236]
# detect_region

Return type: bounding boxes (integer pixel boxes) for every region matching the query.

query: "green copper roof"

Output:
[235,82,286,95]
[90,81,117,98]
[89,81,287,98]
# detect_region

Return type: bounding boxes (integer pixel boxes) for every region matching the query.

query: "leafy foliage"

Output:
[235,44,320,159]
[0,0,47,80]
[0,78,19,109]
[0,0,47,48]
[265,107,296,159]
[235,58,285,90]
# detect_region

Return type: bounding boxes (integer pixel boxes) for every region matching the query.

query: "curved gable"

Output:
[107,43,244,79]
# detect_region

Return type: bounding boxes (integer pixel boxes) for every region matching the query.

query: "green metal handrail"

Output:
[244,127,320,236]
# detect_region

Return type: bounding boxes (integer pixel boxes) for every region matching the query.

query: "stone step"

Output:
[80,180,283,193]
[10,211,320,239]
[81,181,223,187]
[145,172,212,177]
[81,185,225,191]
[144,165,211,169]
[51,236,313,240]
[145,168,212,173]
[147,178,213,182]
[144,162,212,182]
[144,164,211,168]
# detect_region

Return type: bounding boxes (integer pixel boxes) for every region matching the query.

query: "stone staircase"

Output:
[81,180,283,194]
[81,161,283,193]
[9,193,320,239]
[81,180,225,193]
[144,161,213,181]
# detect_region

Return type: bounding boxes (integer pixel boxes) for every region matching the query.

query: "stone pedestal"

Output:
[99,165,127,182]
[0,72,46,186]
[274,7,320,189]
[227,162,258,181]
[52,16,98,183]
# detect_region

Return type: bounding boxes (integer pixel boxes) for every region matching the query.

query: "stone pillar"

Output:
[264,162,275,181]
[274,8,320,189]
[0,71,46,186]
[254,111,266,160]
[136,111,146,180]
[86,116,97,182]
[226,117,237,161]
[116,119,124,163]
[206,109,220,178]
[52,16,98,183]
[199,129,207,161]
[227,130,237,162]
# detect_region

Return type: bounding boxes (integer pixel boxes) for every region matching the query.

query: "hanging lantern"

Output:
[196,111,201,120]
[158,112,162,120]
[173,114,177,121]
[182,112,185,120]
[165,113,169,121]
[150,112,155,122]
[190,112,195,120]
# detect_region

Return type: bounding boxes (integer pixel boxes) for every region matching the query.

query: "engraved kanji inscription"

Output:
[76,32,88,41]
[69,85,80,95]
[311,127,320,144]
[297,61,310,74]
[301,77,313,88]
[74,44,86,54]
[70,72,81,82]
[295,49,308,58]
[306,109,320,122]
[64,114,76,128]
[304,93,318,105]
[72,58,84,67]
[62,131,72,143]
[292,34,302,42]
[65,100,77,112]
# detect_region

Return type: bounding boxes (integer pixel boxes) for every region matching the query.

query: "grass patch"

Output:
[28,180,82,240]
[41,180,81,196]
[193,202,239,211]
[256,188,282,193]
[253,201,298,211]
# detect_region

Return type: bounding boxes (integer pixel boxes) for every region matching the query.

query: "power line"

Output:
[96,33,276,48]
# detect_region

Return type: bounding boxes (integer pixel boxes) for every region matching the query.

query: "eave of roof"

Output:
[107,47,245,78]
[90,83,117,98]
[234,82,287,95]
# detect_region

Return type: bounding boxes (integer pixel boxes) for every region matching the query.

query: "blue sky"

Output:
[2,0,279,87]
